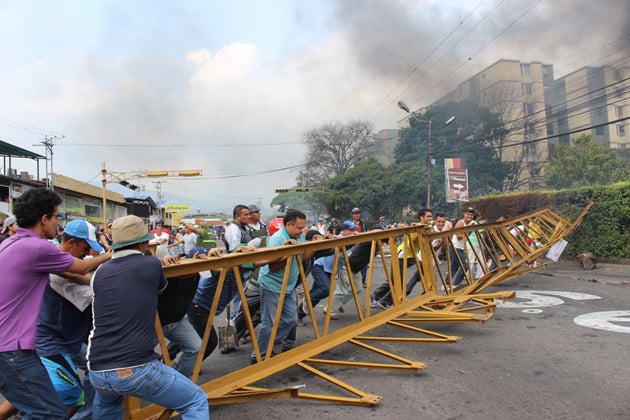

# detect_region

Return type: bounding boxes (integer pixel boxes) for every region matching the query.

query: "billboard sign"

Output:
[445,158,469,203]
[165,203,190,213]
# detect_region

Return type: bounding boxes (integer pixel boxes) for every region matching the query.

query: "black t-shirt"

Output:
[87,251,167,371]
[158,274,200,325]
[348,241,375,273]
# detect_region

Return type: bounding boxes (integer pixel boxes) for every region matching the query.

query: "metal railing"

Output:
[128,203,593,419]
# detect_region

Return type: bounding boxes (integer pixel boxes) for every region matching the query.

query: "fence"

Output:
[128,203,592,419]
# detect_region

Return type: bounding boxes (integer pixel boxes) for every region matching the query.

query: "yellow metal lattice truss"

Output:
[128,204,592,419]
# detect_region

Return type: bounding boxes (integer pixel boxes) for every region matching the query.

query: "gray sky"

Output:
[1,0,628,213]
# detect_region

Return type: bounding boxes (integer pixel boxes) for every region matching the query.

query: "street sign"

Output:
[165,203,190,213]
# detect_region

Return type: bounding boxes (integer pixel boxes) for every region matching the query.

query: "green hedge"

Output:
[470,181,630,258]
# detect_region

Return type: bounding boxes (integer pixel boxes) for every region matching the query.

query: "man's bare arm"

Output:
[62,271,93,285]
[67,251,112,275]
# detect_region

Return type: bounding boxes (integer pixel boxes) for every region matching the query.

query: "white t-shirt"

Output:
[183,232,198,255]
[152,231,170,258]
[224,223,243,252]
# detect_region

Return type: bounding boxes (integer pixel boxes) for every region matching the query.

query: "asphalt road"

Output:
[205,261,630,419]
[3,261,628,419]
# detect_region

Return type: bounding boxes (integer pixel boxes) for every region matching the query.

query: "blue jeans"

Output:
[232,281,261,339]
[162,316,202,378]
[297,263,331,319]
[70,345,94,420]
[360,265,368,283]
[307,264,331,307]
[193,271,238,316]
[89,359,208,419]
[450,247,468,286]
[373,258,414,304]
[186,304,219,359]
[252,288,297,361]
[0,349,67,419]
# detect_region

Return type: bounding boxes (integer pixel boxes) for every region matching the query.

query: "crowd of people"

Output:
[1,189,532,419]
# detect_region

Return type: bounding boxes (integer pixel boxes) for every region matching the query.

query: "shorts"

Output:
[40,353,85,407]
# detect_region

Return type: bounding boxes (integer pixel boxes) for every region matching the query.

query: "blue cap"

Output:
[341,220,357,231]
[187,247,208,258]
[65,220,104,253]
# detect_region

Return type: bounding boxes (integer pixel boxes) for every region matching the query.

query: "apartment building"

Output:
[369,129,399,168]
[434,59,555,189]
[548,65,629,153]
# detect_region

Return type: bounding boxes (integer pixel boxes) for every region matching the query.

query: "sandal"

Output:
[296,319,306,327]
[300,297,309,317]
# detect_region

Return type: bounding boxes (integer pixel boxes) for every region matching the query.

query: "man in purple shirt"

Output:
[0,188,111,419]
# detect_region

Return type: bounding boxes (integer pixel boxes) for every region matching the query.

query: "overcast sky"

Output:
[1,0,628,214]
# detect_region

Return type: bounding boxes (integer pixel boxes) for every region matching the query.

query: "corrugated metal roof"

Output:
[53,173,125,203]
[0,139,45,159]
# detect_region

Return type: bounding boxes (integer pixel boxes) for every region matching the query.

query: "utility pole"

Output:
[398,100,456,209]
[427,120,433,209]
[100,162,202,227]
[153,180,165,220]
[34,135,63,190]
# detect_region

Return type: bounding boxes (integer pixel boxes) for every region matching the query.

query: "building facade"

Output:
[369,129,400,168]
[0,172,128,228]
[434,59,555,190]
[548,65,629,153]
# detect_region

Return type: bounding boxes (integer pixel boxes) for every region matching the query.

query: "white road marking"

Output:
[497,290,601,309]
[574,311,630,334]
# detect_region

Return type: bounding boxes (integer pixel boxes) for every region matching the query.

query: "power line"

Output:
[58,141,305,148]
[370,0,489,121]
[418,0,545,105]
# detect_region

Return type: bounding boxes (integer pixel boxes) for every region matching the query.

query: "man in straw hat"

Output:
[87,215,208,419]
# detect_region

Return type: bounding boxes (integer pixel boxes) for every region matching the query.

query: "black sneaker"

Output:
[377,300,393,310]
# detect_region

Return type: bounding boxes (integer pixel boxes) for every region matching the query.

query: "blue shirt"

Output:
[36,281,91,356]
[314,253,347,274]
[258,227,305,293]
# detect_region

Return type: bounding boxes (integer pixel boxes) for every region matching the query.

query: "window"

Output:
[84,199,101,219]
[616,106,624,118]
[595,126,605,135]
[525,122,535,137]
[614,68,622,81]
[521,83,532,95]
[523,102,534,115]
[618,125,626,137]
[64,195,82,216]
[520,63,531,75]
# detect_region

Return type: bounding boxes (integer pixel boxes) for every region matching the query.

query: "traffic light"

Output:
[177,170,202,177]
[146,171,169,177]
[275,188,290,193]
[294,188,310,192]
[119,180,139,191]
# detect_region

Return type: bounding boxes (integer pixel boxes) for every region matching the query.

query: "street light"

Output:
[101,162,202,227]
[398,100,456,209]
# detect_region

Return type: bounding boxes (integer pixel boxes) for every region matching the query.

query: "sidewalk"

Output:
[537,260,630,287]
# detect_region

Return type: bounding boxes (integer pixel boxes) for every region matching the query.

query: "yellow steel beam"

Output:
[127,204,592,418]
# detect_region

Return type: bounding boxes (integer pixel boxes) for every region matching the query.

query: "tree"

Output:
[270,190,314,215]
[324,160,432,223]
[394,101,513,205]
[297,120,374,187]
[479,83,532,191]
[544,133,630,189]
[270,120,374,218]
